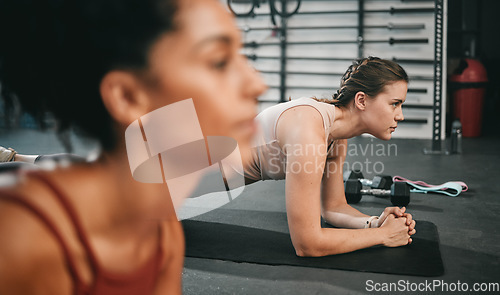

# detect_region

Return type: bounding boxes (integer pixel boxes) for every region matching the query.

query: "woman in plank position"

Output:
[0,0,266,293]
[2,56,416,258]
[245,56,416,257]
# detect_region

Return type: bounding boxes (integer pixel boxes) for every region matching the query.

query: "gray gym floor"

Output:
[1,128,499,294]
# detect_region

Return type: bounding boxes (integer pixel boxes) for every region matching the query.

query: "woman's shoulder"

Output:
[0,167,95,207]
[276,104,326,146]
[278,98,325,127]
[0,179,60,250]
[0,170,54,210]
[0,167,107,248]
[0,169,77,238]
[280,102,323,122]
[0,172,73,292]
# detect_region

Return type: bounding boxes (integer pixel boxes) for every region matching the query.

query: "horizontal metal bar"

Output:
[240,23,425,32]
[285,0,434,2]
[400,0,435,2]
[257,99,282,103]
[244,7,435,17]
[228,0,262,3]
[401,104,434,109]
[271,0,434,2]
[392,58,435,65]
[246,54,435,65]
[269,85,333,90]
[387,38,429,44]
[408,88,427,94]
[244,38,428,47]
[259,70,344,76]
[246,54,355,62]
[409,75,434,81]
[399,118,428,124]
[267,85,428,93]
[230,0,434,5]
[258,70,433,81]
[386,23,426,30]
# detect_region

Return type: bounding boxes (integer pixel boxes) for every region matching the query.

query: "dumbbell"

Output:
[343,169,393,190]
[344,179,410,207]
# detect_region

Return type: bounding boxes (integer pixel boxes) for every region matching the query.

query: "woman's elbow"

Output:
[293,240,323,257]
[295,248,319,257]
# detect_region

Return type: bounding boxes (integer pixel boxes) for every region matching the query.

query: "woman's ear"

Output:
[354,91,367,111]
[99,71,151,125]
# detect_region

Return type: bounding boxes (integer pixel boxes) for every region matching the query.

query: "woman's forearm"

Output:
[321,203,375,229]
[294,227,385,257]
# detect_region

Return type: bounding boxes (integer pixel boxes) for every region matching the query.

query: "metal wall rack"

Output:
[230,0,445,148]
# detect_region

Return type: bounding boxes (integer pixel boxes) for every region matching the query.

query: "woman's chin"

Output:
[372,132,392,141]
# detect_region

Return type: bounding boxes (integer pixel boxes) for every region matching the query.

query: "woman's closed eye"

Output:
[212,57,229,71]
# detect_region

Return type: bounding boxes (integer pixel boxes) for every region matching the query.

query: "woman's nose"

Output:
[395,109,405,122]
[241,57,268,99]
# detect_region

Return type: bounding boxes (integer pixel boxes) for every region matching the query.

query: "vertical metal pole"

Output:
[425,0,444,154]
[357,0,365,58]
[432,0,444,151]
[279,0,288,102]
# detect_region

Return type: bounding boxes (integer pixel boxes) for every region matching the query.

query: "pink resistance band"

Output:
[392,176,468,197]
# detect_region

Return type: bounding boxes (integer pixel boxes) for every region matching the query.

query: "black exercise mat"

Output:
[182,211,444,277]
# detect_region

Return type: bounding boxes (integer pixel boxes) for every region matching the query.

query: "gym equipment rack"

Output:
[229,0,446,151]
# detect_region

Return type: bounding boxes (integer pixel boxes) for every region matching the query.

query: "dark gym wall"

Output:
[447,0,500,136]
[479,0,500,136]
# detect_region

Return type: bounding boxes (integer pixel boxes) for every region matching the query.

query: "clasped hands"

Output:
[372,207,416,247]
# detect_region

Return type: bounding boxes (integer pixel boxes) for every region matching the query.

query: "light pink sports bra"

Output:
[245,97,337,181]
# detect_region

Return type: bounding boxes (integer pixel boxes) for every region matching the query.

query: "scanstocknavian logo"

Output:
[124,98,245,220]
